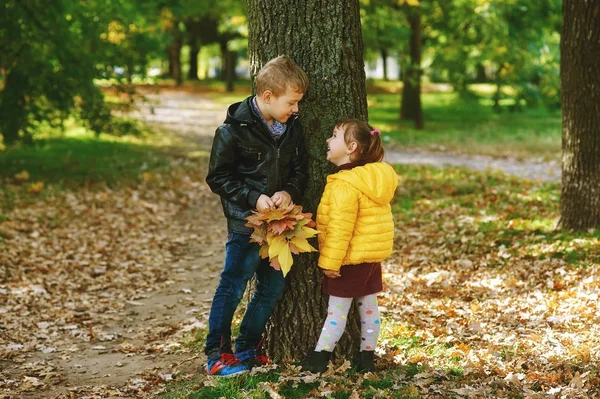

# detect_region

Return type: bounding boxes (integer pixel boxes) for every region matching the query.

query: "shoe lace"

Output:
[221,353,240,366]
[256,355,269,364]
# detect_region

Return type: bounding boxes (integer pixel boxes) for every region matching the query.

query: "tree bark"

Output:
[247,0,368,361]
[400,6,424,129]
[558,0,600,230]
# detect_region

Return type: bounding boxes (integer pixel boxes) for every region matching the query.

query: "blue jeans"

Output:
[205,232,286,355]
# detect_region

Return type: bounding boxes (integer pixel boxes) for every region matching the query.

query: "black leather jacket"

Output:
[206,96,309,234]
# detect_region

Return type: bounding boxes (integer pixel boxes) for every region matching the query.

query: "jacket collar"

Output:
[224,96,299,128]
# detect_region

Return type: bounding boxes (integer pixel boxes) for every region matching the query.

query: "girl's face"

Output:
[326,125,354,166]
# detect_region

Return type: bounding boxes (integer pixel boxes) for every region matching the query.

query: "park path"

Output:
[131,91,561,183]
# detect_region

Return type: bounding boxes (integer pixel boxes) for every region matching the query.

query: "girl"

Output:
[300,119,398,373]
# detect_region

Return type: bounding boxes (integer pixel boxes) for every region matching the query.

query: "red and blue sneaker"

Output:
[206,352,249,377]
[236,348,270,369]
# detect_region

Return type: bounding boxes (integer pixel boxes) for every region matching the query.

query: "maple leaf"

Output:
[269,218,296,235]
[245,211,268,227]
[288,242,300,255]
[268,235,287,259]
[276,243,293,276]
[270,256,281,271]
[249,224,267,245]
[259,245,269,259]
[290,237,317,253]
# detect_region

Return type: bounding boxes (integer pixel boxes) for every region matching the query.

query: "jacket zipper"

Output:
[275,148,280,190]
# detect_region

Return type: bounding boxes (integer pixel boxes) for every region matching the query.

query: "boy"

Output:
[204,55,309,376]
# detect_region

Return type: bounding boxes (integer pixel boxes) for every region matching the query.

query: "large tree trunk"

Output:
[558,0,600,230]
[400,6,424,129]
[247,0,367,361]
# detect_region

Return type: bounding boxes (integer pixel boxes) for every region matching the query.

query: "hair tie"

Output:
[370,128,381,136]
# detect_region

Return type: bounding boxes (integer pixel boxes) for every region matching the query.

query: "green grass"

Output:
[368,83,561,160]
[392,164,600,266]
[0,123,181,186]
[161,369,420,399]
[0,123,200,211]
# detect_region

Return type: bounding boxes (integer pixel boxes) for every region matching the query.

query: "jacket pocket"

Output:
[238,145,263,161]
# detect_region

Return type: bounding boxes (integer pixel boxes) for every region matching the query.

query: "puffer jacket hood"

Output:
[327,162,397,205]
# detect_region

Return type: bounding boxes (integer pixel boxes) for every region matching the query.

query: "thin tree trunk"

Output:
[558,0,600,230]
[247,0,367,361]
[381,48,388,81]
[225,48,236,92]
[0,67,28,145]
[219,40,228,82]
[168,24,182,86]
[400,6,423,129]
[188,37,200,80]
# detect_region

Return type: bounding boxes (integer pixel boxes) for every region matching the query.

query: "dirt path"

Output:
[132,91,561,183]
[384,150,560,183]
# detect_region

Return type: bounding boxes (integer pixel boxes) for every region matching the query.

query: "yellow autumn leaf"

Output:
[291,226,318,239]
[259,245,269,259]
[290,236,317,253]
[15,170,30,182]
[268,235,287,259]
[277,244,293,277]
[142,172,153,182]
[28,182,44,194]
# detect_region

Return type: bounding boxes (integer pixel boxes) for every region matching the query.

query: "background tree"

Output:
[558,0,600,230]
[399,1,424,129]
[360,0,408,81]
[246,0,368,359]
[428,0,561,110]
[0,0,113,145]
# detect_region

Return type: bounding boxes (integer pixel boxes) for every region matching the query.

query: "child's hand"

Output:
[323,270,341,279]
[256,194,275,212]
[271,191,292,208]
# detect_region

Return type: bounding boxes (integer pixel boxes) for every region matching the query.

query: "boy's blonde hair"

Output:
[256,55,309,97]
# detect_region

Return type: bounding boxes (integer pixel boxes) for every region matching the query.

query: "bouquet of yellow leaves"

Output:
[245,203,318,277]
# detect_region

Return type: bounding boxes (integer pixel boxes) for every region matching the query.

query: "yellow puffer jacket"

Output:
[317,162,398,271]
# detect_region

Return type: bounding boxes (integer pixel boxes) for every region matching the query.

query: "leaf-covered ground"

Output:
[0,134,227,398]
[2,101,598,397]
[165,166,600,399]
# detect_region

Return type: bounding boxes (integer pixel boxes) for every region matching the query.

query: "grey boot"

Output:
[354,351,376,373]
[299,351,331,373]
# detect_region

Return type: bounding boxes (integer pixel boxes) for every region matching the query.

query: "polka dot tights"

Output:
[315,294,380,352]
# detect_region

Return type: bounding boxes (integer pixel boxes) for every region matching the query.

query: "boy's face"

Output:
[263,87,304,123]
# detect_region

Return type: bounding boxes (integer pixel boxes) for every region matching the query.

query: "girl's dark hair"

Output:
[335,118,384,163]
